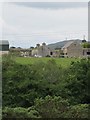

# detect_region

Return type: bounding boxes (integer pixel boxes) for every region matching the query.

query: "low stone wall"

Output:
[0,51,9,56]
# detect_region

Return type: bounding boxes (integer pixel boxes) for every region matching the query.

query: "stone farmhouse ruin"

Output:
[1,40,90,58]
[32,43,51,57]
[61,41,83,58]
[31,40,90,58]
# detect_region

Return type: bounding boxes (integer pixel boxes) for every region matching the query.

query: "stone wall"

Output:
[0,51,9,56]
[32,44,51,57]
[67,43,83,57]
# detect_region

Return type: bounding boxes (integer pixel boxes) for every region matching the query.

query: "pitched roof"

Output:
[0,40,9,45]
[62,41,74,49]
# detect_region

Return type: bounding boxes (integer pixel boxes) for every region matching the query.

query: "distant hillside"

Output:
[48,39,82,50]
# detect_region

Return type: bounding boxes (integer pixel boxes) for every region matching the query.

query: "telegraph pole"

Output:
[83,35,86,40]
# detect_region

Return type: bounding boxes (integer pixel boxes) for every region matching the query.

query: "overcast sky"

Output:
[0,2,88,48]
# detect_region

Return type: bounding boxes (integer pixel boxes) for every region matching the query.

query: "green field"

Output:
[15,57,80,68]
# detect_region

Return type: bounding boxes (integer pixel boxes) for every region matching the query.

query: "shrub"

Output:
[2,107,41,119]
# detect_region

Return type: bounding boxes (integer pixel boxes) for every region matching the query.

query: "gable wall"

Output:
[67,43,83,57]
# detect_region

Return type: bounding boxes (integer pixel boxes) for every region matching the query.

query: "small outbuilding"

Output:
[83,48,90,58]
[0,40,9,55]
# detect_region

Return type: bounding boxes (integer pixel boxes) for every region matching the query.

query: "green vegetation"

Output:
[15,57,79,68]
[82,42,90,48]
[0,56,2,62]
[2,55,89,119]
[3,98,88,119]
[0,108,2,120]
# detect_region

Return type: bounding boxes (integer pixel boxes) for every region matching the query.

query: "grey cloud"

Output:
[11,2,88,9]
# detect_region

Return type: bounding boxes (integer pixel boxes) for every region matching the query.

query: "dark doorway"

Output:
[87,52,90,55]
[50,52,53,55]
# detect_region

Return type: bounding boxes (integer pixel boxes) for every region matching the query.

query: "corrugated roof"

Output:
[0,40,9,45]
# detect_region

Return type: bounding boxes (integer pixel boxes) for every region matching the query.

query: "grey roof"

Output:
[0,40,9,45]
[62,41,75,49]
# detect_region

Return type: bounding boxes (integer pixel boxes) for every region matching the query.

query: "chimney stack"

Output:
[42,43,46,46]
[36,44,40,48]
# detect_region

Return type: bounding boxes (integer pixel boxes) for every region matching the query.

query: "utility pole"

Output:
[66,37,67,41]
[83,35,86,40]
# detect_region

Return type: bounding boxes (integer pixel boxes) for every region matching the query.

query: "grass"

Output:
[15,57,80,68]
[0,56,2,62]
